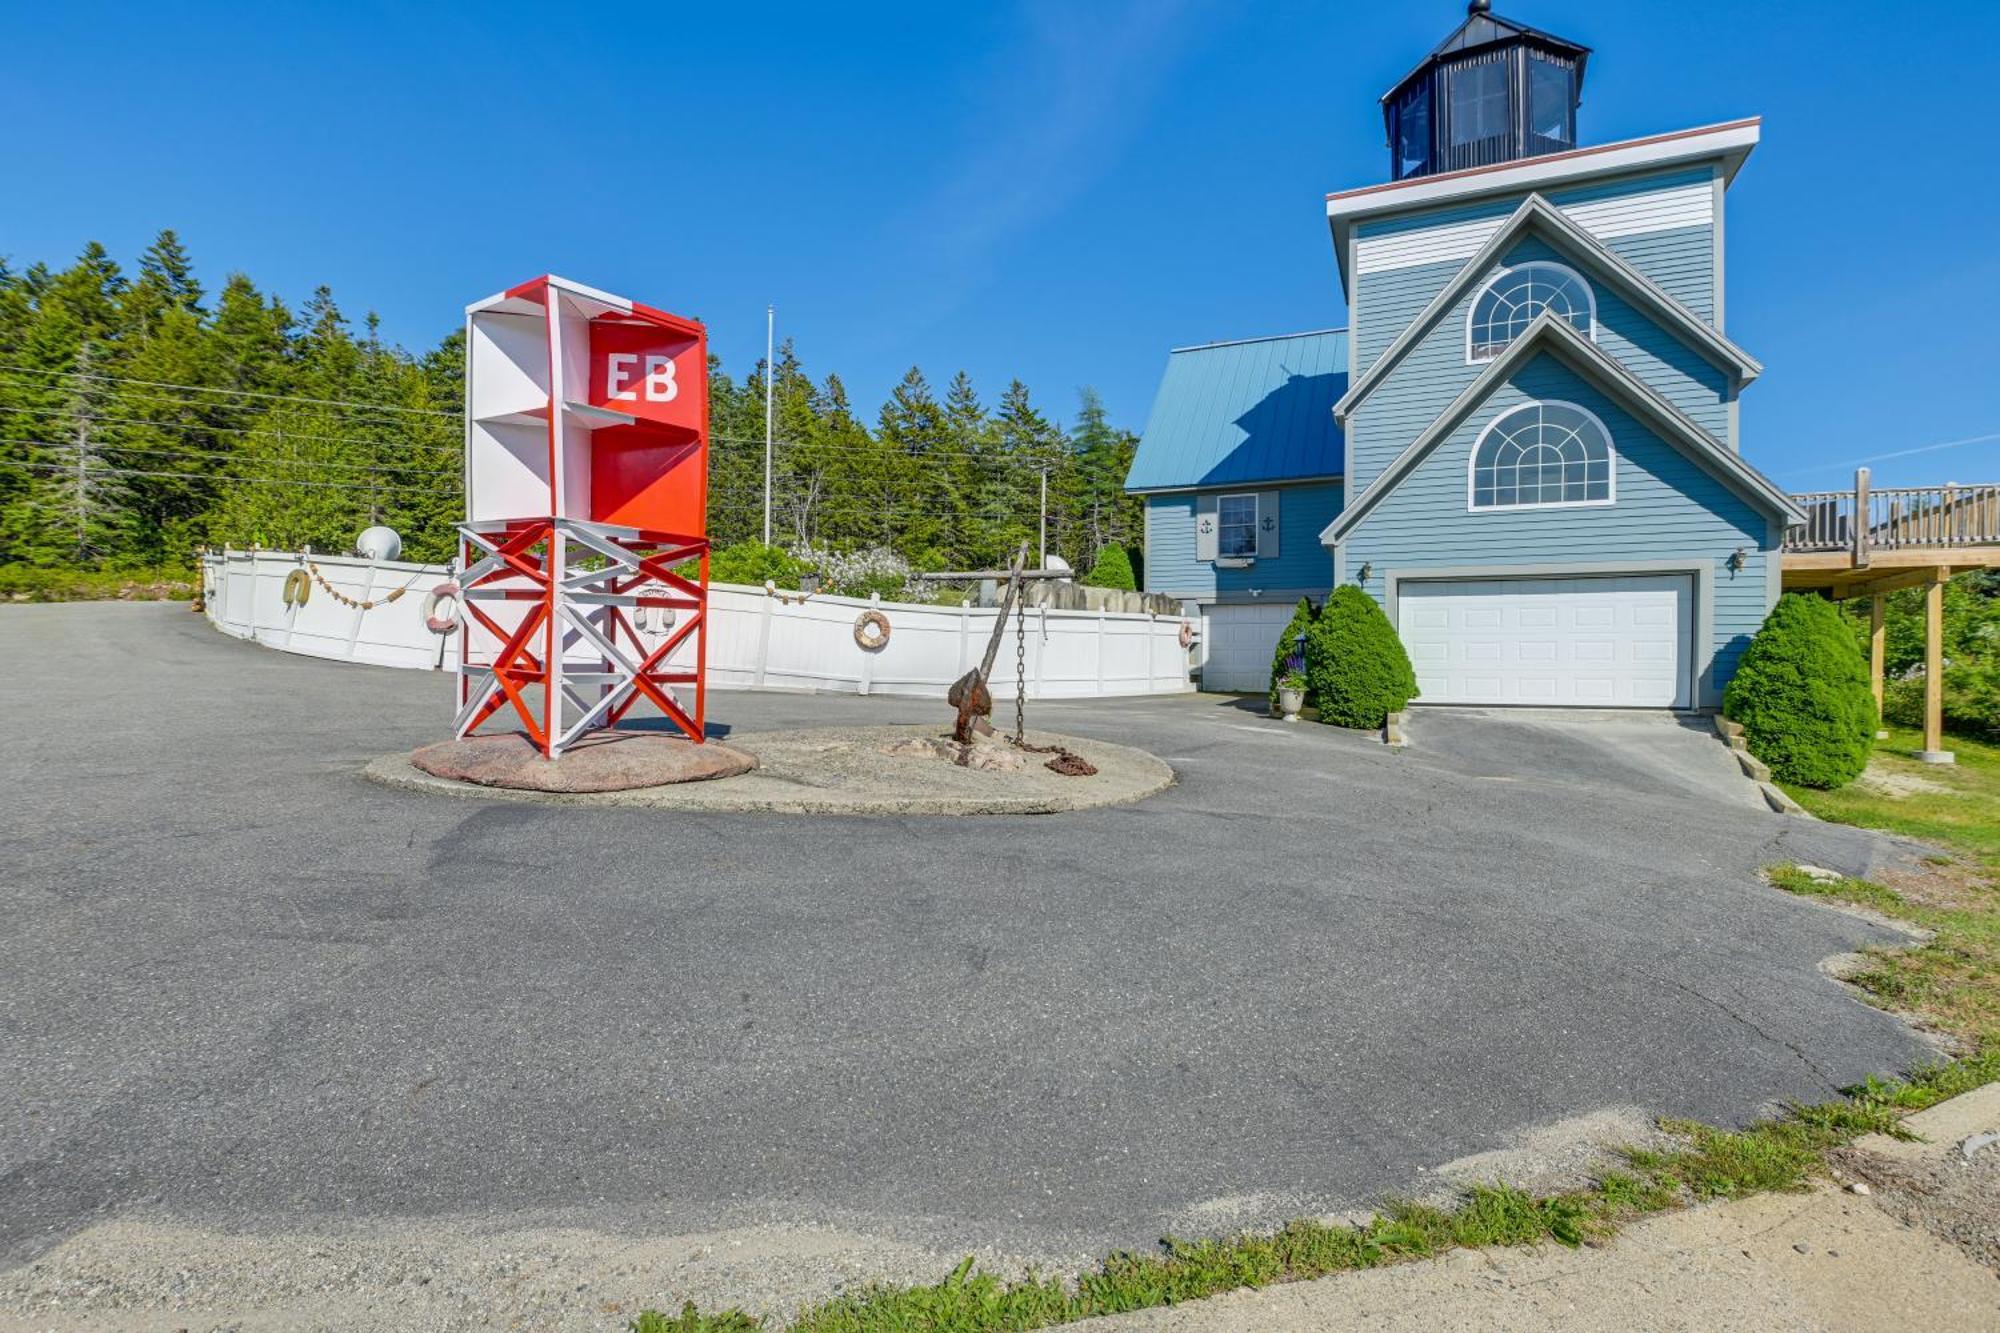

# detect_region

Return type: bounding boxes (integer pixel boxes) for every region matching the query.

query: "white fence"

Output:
[199,548,1195,700]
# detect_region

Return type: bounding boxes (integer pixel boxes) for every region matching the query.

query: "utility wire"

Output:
[0,458,455,495]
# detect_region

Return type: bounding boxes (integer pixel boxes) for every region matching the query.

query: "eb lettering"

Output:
[604,352,679,403]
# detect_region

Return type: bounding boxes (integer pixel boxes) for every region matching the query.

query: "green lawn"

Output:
[1776,725,2000,1054]
[1784,727,2000,871]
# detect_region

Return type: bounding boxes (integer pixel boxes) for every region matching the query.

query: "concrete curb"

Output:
[363,726,1177,817]
[1383,710,1409,748]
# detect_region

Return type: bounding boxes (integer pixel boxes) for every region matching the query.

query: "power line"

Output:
[0,406,456,469]
[0,362,460,418]
[0,458,457,495]
[1780,430,2000,481]
[0,366,1085,465]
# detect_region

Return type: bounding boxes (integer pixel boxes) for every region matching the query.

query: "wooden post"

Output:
[1869,594,1887,739]
[1852,466,1871,568]
[1918,567,1954,764]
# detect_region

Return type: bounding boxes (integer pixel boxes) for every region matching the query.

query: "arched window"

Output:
[1469,401,1614,510]
[1467,262,1594,361]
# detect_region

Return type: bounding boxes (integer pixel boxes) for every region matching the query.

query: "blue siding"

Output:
[1348,233,1735,493]
[1146,482,1343,602]
[1352,166,1719,376]
[1341,353,1774,703]
[1127,331,1348,491]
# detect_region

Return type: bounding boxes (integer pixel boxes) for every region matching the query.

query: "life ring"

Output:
[282,568,311,608]
[422,580,462,635]
[1178,620,1195,649]
[854,609,891,651]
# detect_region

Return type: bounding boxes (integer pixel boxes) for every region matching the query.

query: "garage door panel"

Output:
[1398,575,1692,709]
[1200,604,1295,693]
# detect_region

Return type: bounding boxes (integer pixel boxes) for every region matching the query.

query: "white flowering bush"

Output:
[790,543,936,603]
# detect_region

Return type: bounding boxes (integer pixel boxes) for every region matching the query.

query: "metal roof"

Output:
[1125,329,1348,492]
[1383,3,1591,106]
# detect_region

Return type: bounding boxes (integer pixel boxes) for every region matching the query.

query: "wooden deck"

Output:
[1779,469,2000,762]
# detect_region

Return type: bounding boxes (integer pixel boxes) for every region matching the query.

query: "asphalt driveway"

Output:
[0,604,1932,1278]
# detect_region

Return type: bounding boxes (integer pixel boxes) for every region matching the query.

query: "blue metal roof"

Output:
[1125,329,1348,492]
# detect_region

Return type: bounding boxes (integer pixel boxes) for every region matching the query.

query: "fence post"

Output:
[1852,467,1870,568]
[754,590,773,688]
[1096,608,1108,695]
[858,592,877,696]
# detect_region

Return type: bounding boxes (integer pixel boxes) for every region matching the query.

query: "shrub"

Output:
[1268,596,1318,714]
[790,542,934,602]
[1303,585,1418,728]
[1883,664,2000,739]
[704,541,804,589]
[1081,545,1137,591]
[1723,592,1876,787]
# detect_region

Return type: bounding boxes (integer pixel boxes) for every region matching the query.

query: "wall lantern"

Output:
[1726,547,1747,574]
[1357,562,1373,584]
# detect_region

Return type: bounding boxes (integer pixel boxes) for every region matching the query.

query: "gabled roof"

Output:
[1334,193,1761,425]
[1321,312,1804,545]
[1124,329,1348,493]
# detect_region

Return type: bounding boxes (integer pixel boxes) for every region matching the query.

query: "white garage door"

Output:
[1200,602,1298,693]
[1397,575,1693,708]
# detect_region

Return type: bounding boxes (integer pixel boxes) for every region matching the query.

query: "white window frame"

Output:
[1465,399,1617,513]
[1215,492,1259,561]
[1464,260,1598,365]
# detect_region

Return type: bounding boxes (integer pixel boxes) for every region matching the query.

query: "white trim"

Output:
[1326,118,1760,290]
[1215,491,1260,561]
[1465,399,1617,513]
[1169,327,1346,354]
[1465,260,1598,365]
[1356,180,1714,277]
[1321,312,1803,546]
[1333,193,1760,426]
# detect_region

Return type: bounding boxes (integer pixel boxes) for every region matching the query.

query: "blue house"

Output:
[1128,3,1804,705]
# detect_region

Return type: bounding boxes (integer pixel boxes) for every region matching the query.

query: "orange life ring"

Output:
[1178,620,1195,649]
[854,609,891,651]
[423,580,462,635]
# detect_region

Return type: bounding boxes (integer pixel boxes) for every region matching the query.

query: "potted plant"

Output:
[1275,654,1307,722]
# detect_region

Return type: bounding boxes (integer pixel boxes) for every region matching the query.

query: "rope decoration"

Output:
[765,579,816,605]
[305,560,428,612]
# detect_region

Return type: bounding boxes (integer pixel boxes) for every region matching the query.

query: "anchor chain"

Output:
[1014,593,1026,744]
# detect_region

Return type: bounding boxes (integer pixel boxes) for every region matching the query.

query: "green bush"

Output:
[1883,664,2000,739]
[1303,585,1418,728]
[1081,545,1136,590]
[1723,592,1876,788]
[1268,596,1318,714]
[704,541,804,589]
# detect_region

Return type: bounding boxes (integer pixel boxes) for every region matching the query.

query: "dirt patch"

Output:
[1829,1143,2000,1273]
[1430,1107,1667,1199]
[0,1213,1073,1333]
[1854,763,1955,799]
[367,725,1173,816]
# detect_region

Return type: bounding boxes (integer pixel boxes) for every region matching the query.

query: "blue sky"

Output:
[5,1,1996,486]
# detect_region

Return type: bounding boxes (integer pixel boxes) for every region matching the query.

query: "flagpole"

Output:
[763,304,774,547]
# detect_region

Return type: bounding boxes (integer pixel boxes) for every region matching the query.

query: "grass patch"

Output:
[0,563,196,603]
[1783,728,2000,872]
[625,1064,1992,1332]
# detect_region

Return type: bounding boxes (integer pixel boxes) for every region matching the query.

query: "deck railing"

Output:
[1784,469,2000,559]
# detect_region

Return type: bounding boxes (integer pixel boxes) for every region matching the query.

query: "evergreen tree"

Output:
[0,233,1149,580]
